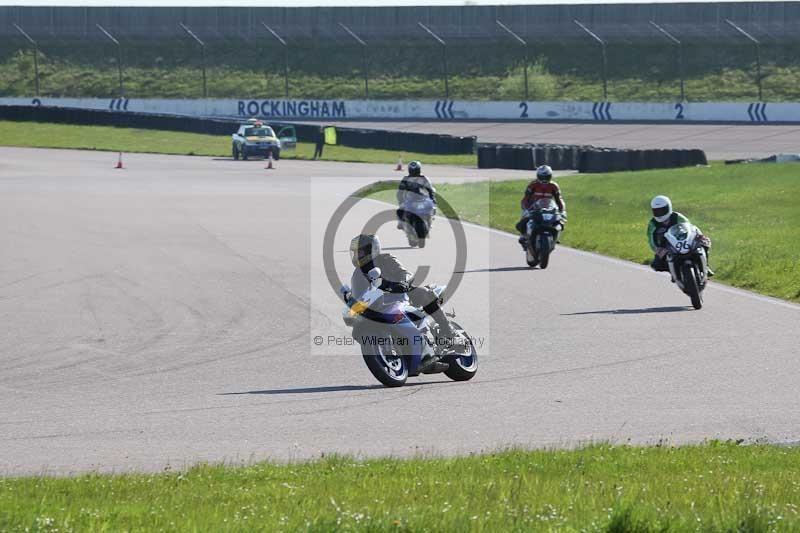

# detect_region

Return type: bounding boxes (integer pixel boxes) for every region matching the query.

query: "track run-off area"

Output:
[298,121,800,161]
[1,146,798,476]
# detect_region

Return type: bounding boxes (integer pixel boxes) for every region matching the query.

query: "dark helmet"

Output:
[407,160,422,177]
[349,234,381,268]
[536,165,553,182]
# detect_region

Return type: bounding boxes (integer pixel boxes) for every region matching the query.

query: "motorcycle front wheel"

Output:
[537,233,553,269]
[361,342,408,387]
[525,236,539,267]
[682,262,703,310]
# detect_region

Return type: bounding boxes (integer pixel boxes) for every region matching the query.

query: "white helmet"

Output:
[650,195,673,223]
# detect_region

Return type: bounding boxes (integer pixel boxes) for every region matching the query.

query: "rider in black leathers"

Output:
[344,234,455,369]
[396,161,436,229]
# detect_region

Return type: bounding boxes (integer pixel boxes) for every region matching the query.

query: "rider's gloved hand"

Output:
[656,247,668,258]
[339,285,352,303]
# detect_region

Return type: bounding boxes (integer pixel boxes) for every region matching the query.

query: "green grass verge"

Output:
[0,121,476,166]
[362,164,800,302]
[2,443,799,531]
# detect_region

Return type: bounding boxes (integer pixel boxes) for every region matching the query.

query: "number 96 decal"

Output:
[673,240,692,252]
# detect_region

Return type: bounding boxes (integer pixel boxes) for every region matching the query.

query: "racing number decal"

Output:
[674,103,685,120]
[519,102,529,119]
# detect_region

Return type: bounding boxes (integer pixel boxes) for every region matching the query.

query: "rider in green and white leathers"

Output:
[648,211,690,271]
[647,195,712,275]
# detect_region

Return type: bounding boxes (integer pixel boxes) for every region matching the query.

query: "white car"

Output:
[231,120,281,160]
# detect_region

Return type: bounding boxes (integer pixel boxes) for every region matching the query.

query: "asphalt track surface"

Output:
[2,147,799,476]
[300,121,800,161]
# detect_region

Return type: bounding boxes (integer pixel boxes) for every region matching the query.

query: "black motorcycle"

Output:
[523,199,565,269]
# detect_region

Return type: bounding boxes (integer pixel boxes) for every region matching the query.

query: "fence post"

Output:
[13,23,39,97]
[496,20,529,100]
[725,19,762,101]
[261,22,289,98]
[649,21,684,102]
[338,22,369,99]
[96,24,123,97]
[418,22,449,99]
[574,19,607,101]
[179,22,207,98]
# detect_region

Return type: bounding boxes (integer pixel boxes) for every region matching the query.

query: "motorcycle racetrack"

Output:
[2,146,799,476]
[296,121,800,161]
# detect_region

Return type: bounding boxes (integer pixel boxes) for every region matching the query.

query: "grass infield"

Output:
[0,120,475,166]
[362,163,800,303]
[1,443,799,531]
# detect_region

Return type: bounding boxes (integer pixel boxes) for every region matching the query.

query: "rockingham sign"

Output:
[238,99,346,118]
[2,97,799,123]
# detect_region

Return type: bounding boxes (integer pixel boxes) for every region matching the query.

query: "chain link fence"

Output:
[2,4,800,101]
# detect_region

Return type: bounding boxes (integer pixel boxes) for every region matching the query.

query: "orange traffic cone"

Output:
[115,152,124,169]
[265,152,275,170]
[394,155,403,171]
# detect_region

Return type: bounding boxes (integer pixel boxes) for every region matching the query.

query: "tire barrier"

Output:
[477,144,497,169]
[575,147,709,173]
[0,105,476,155]
[533,146,547,168]
[0,104,240,135]
[477,141,708,173]
[334,127,475,155]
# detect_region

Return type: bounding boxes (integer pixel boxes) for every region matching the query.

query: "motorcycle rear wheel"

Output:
[443,321,478,382]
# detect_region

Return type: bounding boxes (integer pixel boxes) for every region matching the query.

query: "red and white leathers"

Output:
[520,180,565,212]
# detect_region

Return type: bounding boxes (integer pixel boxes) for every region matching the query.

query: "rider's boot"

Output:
[419,355,449,374]
[430,307,457,352]
[417,309,457,374]
[518,235,527,251]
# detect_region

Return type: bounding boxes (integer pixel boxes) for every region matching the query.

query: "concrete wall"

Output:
[0,97,791,123]
[1,3,798,42]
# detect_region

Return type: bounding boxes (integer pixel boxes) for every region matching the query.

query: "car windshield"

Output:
[245,127,274,137]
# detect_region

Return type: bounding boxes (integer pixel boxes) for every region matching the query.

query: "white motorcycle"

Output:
[663,223,709,310]
[398,197,436,248]
[341,268,478,387]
